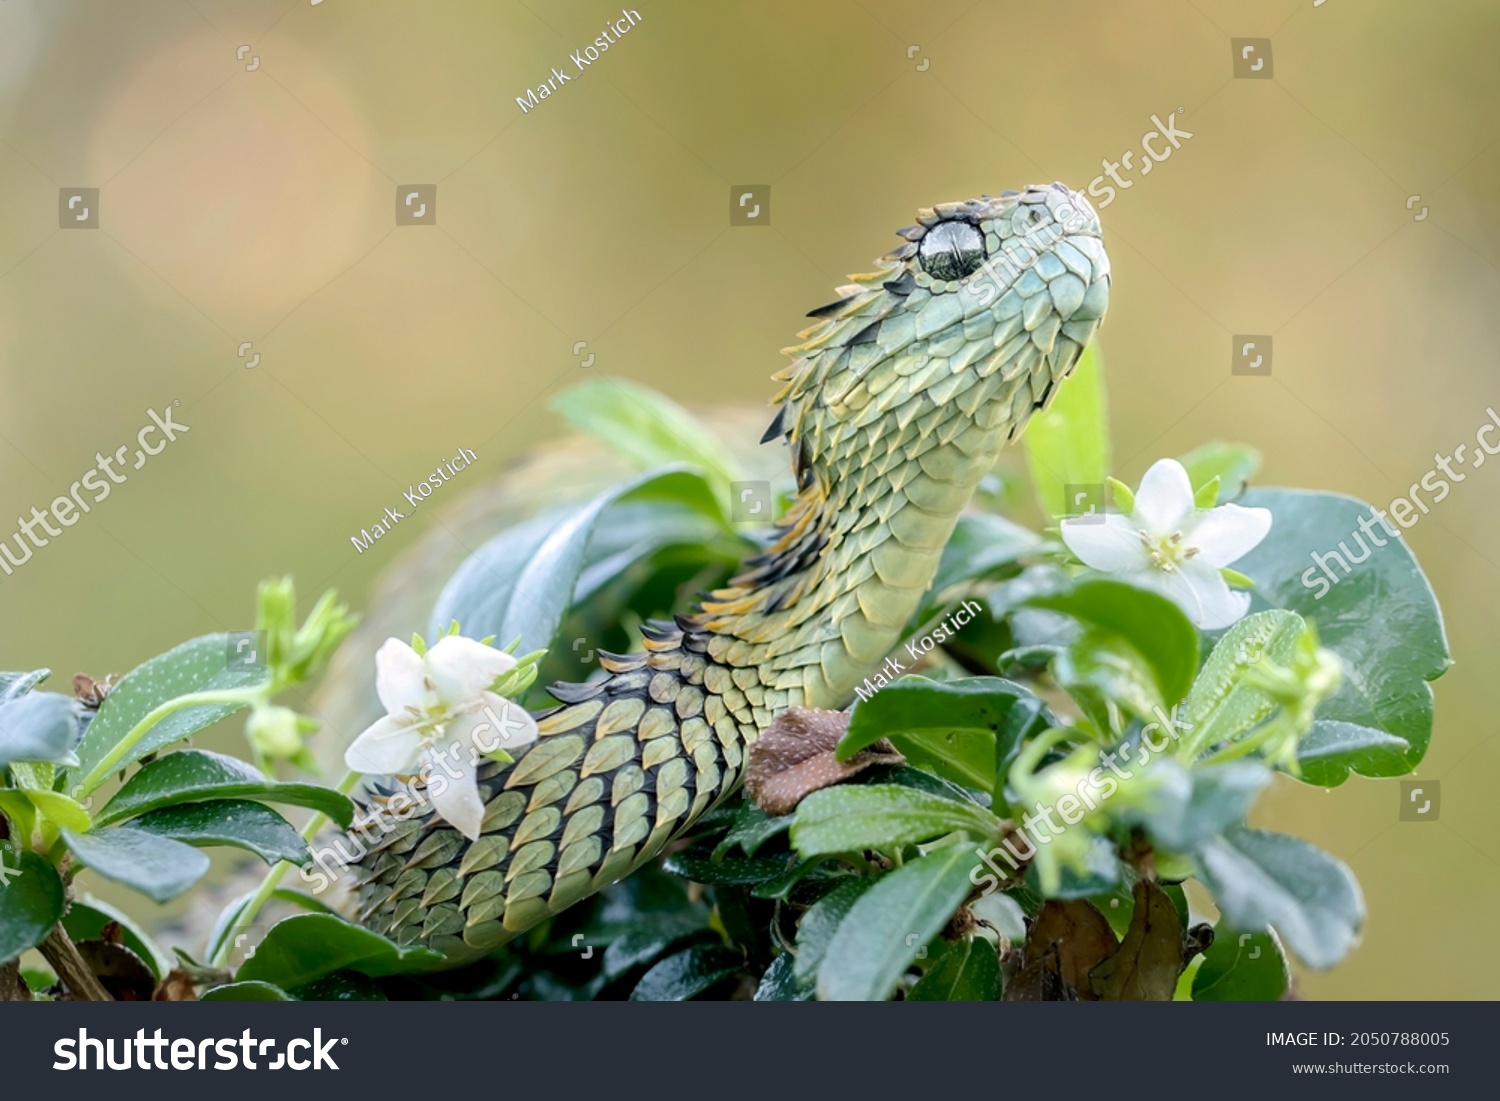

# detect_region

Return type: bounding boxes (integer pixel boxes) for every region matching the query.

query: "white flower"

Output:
[1060,459,1272,629]
[344,636,539,840]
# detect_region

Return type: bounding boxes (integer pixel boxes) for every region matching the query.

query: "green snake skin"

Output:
[350,183,1111,963]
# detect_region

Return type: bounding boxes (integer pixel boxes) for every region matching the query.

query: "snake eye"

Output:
[918,220,985,281]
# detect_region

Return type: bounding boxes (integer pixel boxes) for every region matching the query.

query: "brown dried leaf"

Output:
[71,941,155,1002]
[1088,880,1184,1002]
[1003,946,1078,1001]
[1023,900,1119,1000]
[744,707,904,815]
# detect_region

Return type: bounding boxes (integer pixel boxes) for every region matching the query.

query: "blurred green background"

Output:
[1,0,1497,998]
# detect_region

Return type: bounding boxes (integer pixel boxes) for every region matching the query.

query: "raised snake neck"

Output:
[351,183,1111,963]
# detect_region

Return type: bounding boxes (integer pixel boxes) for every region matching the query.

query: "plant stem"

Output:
[39,924,112,1001]
[76,687,265,796]
[208,769,360,968]
[0,960,31,1001]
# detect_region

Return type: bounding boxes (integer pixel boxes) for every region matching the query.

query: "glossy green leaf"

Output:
[1296,721,1411,787]
[1194,827,1363,970]
[1050,627,1163,720]
[63,896,173,980]
[1123,759,1272,853]
[1232,488,1449,777]
[1023,836,1123,899]
[200,981,295,1001]
[1179,610,1308,760]
[753,952,812,1001]
[1027,579,1200,707]
[1178,441,1261,502]
[662,849,790,887]
[629,944,744,1001]
[24,789,92,832]
[839,676,1037,790]
[794,877,873,985]
[0,851,65,964]
[1023,342,1109,519]
[817,845,979,1001]
[1192,928,1289,1001]
[61,826,210,903]
[72,634,270,786]
[205,887,338,967]
[128,799,308,865]
[909,937,1001,1001]
[235,914,444,986]
[0,692,82,768]
[791,785,1001,858]
[600,917,709,981]
[551,377,741,514]
[0,669,50,703]
[97,749,354,828]
[430,466,723,652]
[289,970,389,1001]
[712,802,793,859]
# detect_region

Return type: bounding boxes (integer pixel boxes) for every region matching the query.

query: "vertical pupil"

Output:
[919,221,984,281]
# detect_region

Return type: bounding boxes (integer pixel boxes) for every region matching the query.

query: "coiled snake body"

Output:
[351,183,1111,963]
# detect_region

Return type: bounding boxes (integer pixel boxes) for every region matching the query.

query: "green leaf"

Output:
[72,634,270,786]
[661,849,790,887]
[235,914,444,986]
[753,952,812,1001]
[600,917,709,981]
[794,877,873,985]
[1123,760,1272,852]
[0,851,65,965]
[551,377,742,513]
[1193,827,1364,970]
[1232,488,1449,778]
[63,896,173,980]
[128,799,308,865]
[1050,627,1164,720]
[430,467,724,652]
[908,937,1001,1001]
[289,970,388,1001]
[712,802,793,859]
[0,693,82,768]
[200,981,295,1002]
[96,749,354,828]
[1178,441,1262,502]
[1179,610,1309,759]
[23,789,92,832]
[1027,579,1200,707]
[791,785,1001,859]
[0,669,51,703]
[61,826,210,903]
[840,675,1037,790]
[1192,928,1289,1001]
[1023,342,1109,519]
[1296,721,1411,787]
[205,887,338,966]
[817,845,980,1001]
[629,944,744,1001]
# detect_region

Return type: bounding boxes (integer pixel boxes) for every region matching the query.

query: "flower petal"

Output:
[426,636,517,707]
[1179,559,1252,629]
[344,715,424,775]
[425,749,485,841]
[374,638,427,715]
[1061,513,1144,573]
[479,692,540,753]
[1186,503,1273,566]
[1132,459,1195,534]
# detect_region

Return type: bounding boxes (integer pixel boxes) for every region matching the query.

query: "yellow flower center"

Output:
[1138,529,1200,573]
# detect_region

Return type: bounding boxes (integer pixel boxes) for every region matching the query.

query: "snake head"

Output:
[772,182,1110,472]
